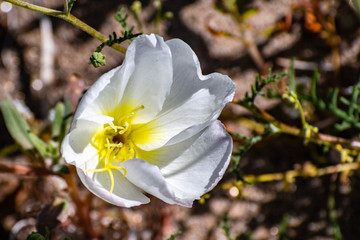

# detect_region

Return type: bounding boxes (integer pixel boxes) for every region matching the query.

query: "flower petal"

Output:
[61,119,99,166]
[73,66,123,123]
[77,168,150,207]
[163,38,235,114]
[137,121,232,200]
[119,34,173,124]
[120,159,194,207]
[129,39,235,151]
[131,88,216,150]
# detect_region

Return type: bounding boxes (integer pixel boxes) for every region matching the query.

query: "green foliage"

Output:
[115,7,131,31]
[298,69,360,131]
[221,213,234,240]
[131,1,143,31]
[350,0,360,18]
[237,69,287,108]
[26,230,72,240]
[328,184,343,240]
[153,0,173,33]
[278,214,289,240]
[165,231,182,240]
[89,7,141,68]
[26,232,48,240]
[88,52,106,68]
[229,133,262,181]
[26,228,50,240]
[230,69,286,181]
[66,0,76,14]
[0,98,72,166]
[215,0,258,19]
[0,98,47,155]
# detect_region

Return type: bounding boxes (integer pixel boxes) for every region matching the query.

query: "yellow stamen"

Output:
[83,105,144,194]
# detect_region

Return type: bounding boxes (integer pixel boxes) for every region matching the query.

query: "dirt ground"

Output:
[1,0,360,239]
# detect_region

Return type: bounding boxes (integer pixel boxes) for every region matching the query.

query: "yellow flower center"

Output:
[84,105,144,194]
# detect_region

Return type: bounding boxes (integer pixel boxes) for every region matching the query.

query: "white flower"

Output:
[61,34,235,207]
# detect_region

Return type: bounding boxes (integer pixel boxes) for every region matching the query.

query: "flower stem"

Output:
[4,0,126,54]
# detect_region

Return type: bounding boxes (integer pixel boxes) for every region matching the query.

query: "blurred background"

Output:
[1,0,360,239]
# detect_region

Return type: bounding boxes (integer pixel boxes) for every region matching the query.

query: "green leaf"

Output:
[26,232,46,240]
[88,52,106,68]
[1,99,33,149]
[278,213,290,240]
[1,98,48,157]
[351,0,360,18]
[221,213,233,240]
[58,99,73,145]
[67,0,76,14]
[115,7,129,30]
[28,132,48,157]
[0,144,20,157]
[165,231,182,240]
[52,102,65,139]
[289,58,296,93]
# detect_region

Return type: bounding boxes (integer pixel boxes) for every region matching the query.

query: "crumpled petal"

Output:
[77,168,150,207]
[136,121,232,201]
[120,158,194,207]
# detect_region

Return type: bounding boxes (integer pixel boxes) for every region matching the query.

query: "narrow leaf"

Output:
[28,133,48,157]
[0,99,33,149]
[52,102,65,139]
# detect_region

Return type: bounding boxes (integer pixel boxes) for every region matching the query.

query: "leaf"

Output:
[1,98,48,157]
[26,232,46,240]
[52,102,65,139]
[115,7,129,29]
[1,98,33,149]
[165,231,182,240]
[28,132,48,157]
[0,144,20,157]
[67,0,76,14]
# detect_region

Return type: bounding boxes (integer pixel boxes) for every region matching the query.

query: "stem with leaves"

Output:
[4,0,126,54]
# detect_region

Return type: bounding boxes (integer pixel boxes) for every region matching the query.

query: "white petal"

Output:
[73,66,122,124]
[77,168,150,207]
[137,121,232,200]
[61,119,99,166]
[130,39,235,151]
[164,38,235,114]
[131,88,216,150]
[120,159,194,207]
[73,34,173,124]
[120,34,173,124]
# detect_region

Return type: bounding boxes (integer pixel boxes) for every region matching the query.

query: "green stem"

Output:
[237,102,360,150]
[295,97,307,128]
[63,0,68,14]
[4,0,126,54]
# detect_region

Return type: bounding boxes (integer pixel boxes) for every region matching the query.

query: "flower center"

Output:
[84,105,144,194]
